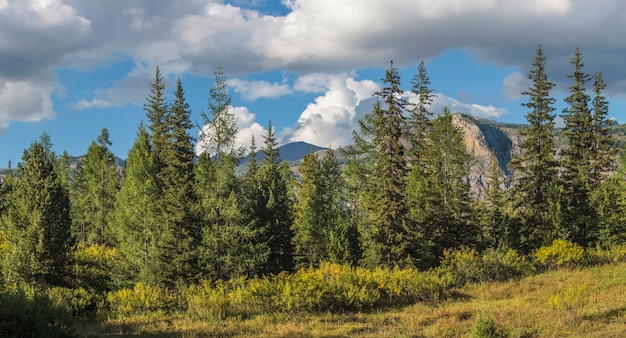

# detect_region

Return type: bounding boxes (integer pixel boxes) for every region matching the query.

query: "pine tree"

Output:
[195,68,266,281]
[509,45,560,252]
[592,152,626,248]
[354,61,411,268]
[110,125,162,286]
[158,78,200,285]
[410,110,475,262]
[256,122,295,274]
[560,47,596,246]
[408,60,434,163]
[477,150,510,249]
[1,134,73,286]
[589,72,617,185]
[71,128,120,245]
[144,66,169,174]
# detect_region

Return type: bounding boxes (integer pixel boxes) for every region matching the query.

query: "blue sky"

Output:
[1,0,626,164]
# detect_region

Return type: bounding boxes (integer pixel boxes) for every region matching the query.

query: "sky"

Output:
[1,0,626,164]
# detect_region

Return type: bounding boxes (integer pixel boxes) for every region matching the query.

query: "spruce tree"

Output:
[560,47,596,246]
[592,152,626,248]
[159,78,200,285]
[144,66,169,174]
[256,122,295,274]
[477,150,511,249]
[408,60,434,163]
[509,45,560,252]
[1,134,73,286]
[410,110,475,262]
[354,62,411,268]
[589,72,617,185]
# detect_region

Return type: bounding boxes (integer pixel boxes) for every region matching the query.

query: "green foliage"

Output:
[0,284,75,337]
[106,282,178,318]
[438,247,532,287]
[72,243,121,292]
[548,283,588,322]
[534,239,587,270]
[1,134,73,286]
[472,312,507,338]
[509,45,560,253]
[70,128,120,245]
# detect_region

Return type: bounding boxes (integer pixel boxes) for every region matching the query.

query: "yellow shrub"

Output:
[534,240,587,270]
[106,282,174,317]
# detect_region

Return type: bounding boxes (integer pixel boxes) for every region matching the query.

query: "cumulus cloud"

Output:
[0,78,56,133]
[284,74,379,148]
[429,94,508,120]
[502,72,529,100]
[227,79,292,101]
[5,0,626,134]
[195,105,266,156]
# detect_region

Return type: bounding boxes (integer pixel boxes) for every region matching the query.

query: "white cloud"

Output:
[195,105,266,156]
[429,93,508,120]
[0,79,56,133]
[284,74,379,148]
[227,79,292,101]
[502,72,529,100]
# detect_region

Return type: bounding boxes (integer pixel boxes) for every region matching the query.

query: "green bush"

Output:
[0,284,75,337]
[106,282,177,318]
[472,312,507,338]
[439,247,531,287]
[534,240,587,270]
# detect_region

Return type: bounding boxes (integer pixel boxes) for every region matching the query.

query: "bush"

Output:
[106,282,177,318]
[72,243,122,292]
[0,284,75,337]
[472,312,507,338]
[439,247,532,287]
[534,240,587,270]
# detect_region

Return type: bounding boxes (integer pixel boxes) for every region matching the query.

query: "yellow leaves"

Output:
[534,239,587,270]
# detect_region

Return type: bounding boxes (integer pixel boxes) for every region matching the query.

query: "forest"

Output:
[1,45,626,336]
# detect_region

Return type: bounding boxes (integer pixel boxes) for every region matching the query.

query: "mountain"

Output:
[239,141,328,165]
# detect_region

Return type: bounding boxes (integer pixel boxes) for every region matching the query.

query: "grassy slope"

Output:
[83,262,626,337]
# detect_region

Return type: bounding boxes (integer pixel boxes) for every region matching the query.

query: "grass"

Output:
[79,262,626,337]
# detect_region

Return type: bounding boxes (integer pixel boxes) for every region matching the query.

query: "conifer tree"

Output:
[509,45,560,252]
[477,150,511,249]
[71,128,120,245]
[144,66,169,174]
[256,122,295,274]
[159,78,200,284]
[110,125,162,286]
[592,153,626,248]
[589,72,617,185]
[408,60,434,163]
[1,134,73,286]
[560,47,597,246]
[410,110,475,262]
[195,68,266,280]
[352,61,411,268]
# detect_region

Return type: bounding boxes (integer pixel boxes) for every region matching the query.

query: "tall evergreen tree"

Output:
[409,110,475,264]
[477,150,511,249]
[71,128,120,245]
[110,125,162,286]
[509,45,560,252]
[592,152,626,248]
[352,61,411,268]
[1,134,73,286]
[256,122,295,274]
[144,66,169,174]
[195,68,266,280]
[158,78,200,285]
[589,72,617,185]
[560,47,596,246]
[408,60,434,163]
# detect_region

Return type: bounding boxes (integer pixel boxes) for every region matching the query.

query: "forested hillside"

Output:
[1,46,626,336]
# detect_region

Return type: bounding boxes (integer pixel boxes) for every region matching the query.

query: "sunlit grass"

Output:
[81,262,626,337]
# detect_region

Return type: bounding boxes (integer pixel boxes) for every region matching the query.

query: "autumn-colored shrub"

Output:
[534,240,587,270]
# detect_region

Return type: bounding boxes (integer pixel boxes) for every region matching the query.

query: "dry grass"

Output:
[80,262,626,337]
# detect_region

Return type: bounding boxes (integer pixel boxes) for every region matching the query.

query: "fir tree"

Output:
[144,66,169,174]
[509,45,560,252]
[159,78,200,285]
[408,60,434,163]
[355,62,411,268]
[560,47,596,246]
[1,134,73,286]
[477,150,511,249]
[256,122,295,274]
[589,72,617,185]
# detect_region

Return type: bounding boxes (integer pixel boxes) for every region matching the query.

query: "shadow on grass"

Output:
[582,306,626,323]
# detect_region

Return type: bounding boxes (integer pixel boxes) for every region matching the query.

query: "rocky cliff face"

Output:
[450,113,523,198]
